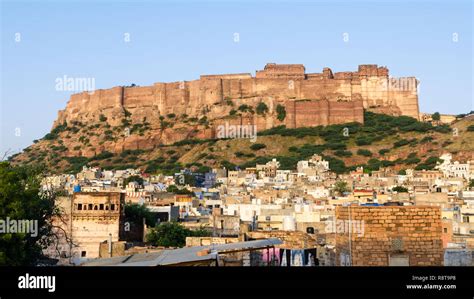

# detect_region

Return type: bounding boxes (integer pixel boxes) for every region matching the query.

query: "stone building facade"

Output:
[335,206,443,266]
[71,192,125,259]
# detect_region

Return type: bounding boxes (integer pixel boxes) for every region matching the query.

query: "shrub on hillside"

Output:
[357,149,372,157]
[250,143,266,151]
[256,102,269,115]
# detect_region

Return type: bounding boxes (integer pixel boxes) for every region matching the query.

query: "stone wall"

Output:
[335,206,443,266]
[55,63,419,125]
[52,63,419,147]
[285,99,364,128]
[256,63,306,79]
[185,237,240,247]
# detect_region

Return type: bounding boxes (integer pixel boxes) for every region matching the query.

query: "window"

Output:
[77,204,82,210]
[81,251,86,257]
[443,228,448,233]
[88,204,93,210]
[463,216,470,223]
[105,205,109,210]
[111,204,115,211]
[94,205,98,210]
[391,238,403,251]
[99,204,104,210]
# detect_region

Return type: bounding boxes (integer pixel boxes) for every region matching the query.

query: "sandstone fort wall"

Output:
[53,64,419,150]
[56,63,418,126]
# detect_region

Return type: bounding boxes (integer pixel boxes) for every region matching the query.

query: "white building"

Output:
[296,154,330,181]
[437,153,472,179]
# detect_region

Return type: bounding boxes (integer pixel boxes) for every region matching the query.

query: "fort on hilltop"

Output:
[52,63,420,151]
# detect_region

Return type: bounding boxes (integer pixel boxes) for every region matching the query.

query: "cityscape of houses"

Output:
[41,152,474,267]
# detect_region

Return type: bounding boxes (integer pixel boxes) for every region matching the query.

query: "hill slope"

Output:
[9,112,474,175]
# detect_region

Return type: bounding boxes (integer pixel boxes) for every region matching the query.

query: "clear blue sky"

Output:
[1,0,473,156]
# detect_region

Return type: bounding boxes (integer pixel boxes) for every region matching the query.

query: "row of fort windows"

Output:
[75,203,116,211]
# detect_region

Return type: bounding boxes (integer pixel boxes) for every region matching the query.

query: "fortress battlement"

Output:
[54,63,419,140]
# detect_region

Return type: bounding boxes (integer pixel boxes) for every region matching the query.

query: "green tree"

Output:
[145,222,210,248]
[324,156,347,174]
[392,186,408,193]
[0,163,57,265]
[357,149,372,157]
[221,160,237,170]
[166,185,179,193]
[237,104,253,113]
[250,143,266,151]
[256,102,269,115]
[367,158,381,171]
[276,104,286,121]
[146,222,189,247]
[355,136,372,146]
[166,185,194,195]
[198,116,208,125]
[123,175,144,187]
[124,203,156,227]
[393,139,410,148]
[180,174,196,186]
[333,180,350,196]
[414,156,442,170]
[224,97,234,106]
[432,112,440,121]
[197,165,211,174]
[334,150,352,157]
